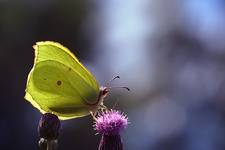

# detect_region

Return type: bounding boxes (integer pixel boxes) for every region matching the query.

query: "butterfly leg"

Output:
[100,104,108,112]
[90,111,97,121]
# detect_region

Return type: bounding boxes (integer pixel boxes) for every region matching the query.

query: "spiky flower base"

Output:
[98,134,123,150]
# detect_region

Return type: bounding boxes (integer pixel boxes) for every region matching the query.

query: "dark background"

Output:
[1,0,225,150]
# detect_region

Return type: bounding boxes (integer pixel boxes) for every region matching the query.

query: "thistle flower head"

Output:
[94,110,128,135]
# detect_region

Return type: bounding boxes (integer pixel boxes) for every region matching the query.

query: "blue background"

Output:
[1,0,225,149]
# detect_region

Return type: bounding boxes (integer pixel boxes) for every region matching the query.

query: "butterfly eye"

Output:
[102,88,109,96]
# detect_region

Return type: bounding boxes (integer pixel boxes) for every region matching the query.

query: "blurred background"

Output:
[1,0,225,149]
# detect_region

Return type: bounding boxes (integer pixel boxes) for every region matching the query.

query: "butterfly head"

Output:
[100,86,110,98]
[89,77,129,117]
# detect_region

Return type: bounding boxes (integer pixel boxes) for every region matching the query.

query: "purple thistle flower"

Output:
[94,110,128,150]
[94,110,128,135]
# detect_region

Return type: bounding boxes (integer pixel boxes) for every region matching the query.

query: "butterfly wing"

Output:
[25,41,100,120]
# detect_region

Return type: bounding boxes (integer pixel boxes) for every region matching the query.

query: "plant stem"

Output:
[46,140,58,150]
[39,138,58,150]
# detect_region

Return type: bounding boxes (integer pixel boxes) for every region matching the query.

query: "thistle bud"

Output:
[38,113,61,140]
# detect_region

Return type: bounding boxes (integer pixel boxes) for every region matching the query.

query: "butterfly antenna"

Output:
[105,75,120,87]
[107,86,130,91]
